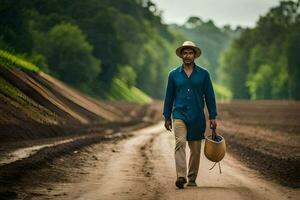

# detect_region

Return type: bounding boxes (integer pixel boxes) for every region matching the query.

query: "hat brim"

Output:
[176,45,202,58]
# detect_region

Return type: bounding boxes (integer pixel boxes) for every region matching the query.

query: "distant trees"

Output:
[218,29,252,99]
[170,16,240,81]
[1,0,298,100]
[285,23,300,100]
[219,0,300,100]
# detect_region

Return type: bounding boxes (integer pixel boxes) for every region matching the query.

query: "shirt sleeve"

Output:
[163,72,175,120]
[204,72,218,119]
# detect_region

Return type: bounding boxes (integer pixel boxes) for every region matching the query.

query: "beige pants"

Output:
[173,119,201,182]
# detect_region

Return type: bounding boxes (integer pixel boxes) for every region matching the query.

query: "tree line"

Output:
[0,0,179,99]
[2,0,297,100]
[218,0,300,100]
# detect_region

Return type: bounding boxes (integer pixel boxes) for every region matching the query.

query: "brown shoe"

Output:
[175,177,187,189]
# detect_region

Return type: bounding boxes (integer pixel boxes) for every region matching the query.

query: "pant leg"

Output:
[187,140,202,182]
[173,119,187,178]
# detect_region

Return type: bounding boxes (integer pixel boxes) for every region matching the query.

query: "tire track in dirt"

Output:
[0,121,153,197]
[3,121,299,200]
[38,122,165,200]
[139,133,161,199]
[0,132,126,186]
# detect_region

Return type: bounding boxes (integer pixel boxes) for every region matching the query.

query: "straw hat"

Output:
[204,129,226,163]
[175,41,202,58]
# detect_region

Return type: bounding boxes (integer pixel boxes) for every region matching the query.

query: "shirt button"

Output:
[187,89,190,92]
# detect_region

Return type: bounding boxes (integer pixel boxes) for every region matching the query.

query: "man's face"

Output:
[181,48,195,65]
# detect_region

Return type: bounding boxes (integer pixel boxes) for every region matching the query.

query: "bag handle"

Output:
[209,128,222,174]
[211,128,217,141]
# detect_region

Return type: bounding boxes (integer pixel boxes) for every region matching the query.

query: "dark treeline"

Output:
[0,0,179,99]
[218,0,300,100]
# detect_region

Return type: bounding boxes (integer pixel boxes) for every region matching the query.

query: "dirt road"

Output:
[24,122,299,200]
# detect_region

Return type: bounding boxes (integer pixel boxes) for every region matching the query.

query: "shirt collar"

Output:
[179,63,199,72]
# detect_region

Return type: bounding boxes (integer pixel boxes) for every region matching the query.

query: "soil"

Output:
[0,64,299,199]
[1,122,298,200]
[216,100,300,187]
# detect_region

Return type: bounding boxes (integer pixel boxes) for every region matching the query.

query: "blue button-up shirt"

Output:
[163,64,217,140]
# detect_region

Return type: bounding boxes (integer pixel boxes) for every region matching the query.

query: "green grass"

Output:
[106,78,152,104]
[0,50,151,103]
[0,50,40,72]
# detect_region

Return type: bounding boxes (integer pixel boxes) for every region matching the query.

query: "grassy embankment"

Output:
[0,50,151,103]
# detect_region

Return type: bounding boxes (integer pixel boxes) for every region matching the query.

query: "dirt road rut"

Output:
[30,122,299,200]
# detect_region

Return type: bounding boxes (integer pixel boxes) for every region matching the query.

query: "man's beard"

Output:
[183,59,194,65]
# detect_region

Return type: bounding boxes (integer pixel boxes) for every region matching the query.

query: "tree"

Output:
[0,0,33,52]
[40,23,101,89]
[286,24,300,100]
[185,16,203,28]
[247,64,273,99]
[218,0,300,100]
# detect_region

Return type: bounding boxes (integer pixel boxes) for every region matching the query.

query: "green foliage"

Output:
[247,64,273,99]
[213,83,232,100]
[27,53,49,72]
[285,23,300,99]
[218,0,300,100]
[107,78,152,104]
[127,19,174,98]
[0,0,33,53]
[83,7,126,85]
[0,50,40,72]
[117,65,137,88]
[38,22,101,88]
[0,0,240,101]
[218,38,251,99]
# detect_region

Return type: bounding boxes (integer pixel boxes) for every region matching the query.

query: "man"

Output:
[163,41,217,189]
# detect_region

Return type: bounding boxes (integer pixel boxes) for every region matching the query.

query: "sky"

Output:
[151,0,281,28]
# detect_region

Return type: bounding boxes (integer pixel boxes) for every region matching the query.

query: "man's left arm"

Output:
[204,72,218,129]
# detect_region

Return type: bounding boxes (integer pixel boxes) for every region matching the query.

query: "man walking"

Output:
[163,41,217,189]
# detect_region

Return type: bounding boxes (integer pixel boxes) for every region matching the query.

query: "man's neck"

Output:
[183,62,194,70]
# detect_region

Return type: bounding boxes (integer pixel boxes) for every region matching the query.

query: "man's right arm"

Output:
[163,72,175,131]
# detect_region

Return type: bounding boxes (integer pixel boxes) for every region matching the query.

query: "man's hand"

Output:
[164,119,172,132]
[210,119,217,129]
